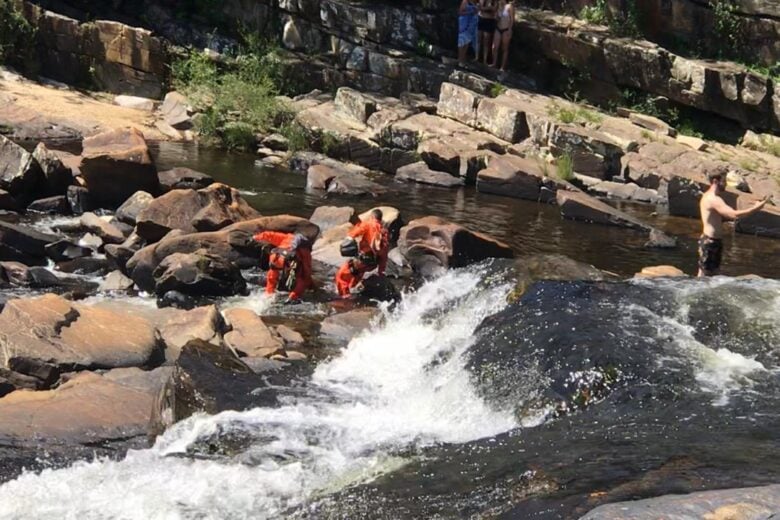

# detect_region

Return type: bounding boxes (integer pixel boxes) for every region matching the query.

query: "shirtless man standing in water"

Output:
[698,167,768,276]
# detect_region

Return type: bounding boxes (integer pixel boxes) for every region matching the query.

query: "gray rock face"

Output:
[158,167,214,192]
[309,206,356,233]
[396,161,463,187]
[31,142,74,196]
[80,212,126,244]
[0,135,43,198]
[0,221,59,265]
[116,191,153,225]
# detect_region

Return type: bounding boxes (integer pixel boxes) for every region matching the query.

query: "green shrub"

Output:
[547,102,603,125]
[711,0,745,61]
[556,152,575,181]
[489,83,507,98]
[580,0,609,25]
[579,0,641,38]
[0,0,37,73]
[170,34,292,150]
[222,121,256,151]
[320,131,341,156]
[279,121,310,153]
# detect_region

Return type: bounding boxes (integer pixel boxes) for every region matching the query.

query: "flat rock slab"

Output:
[0,294,160,370]
[158,305,223,363]
[580,484,780,519]
[0,367,171,446]
[396,162,463,187]
[557,190,653,231]
[223,308,284,358]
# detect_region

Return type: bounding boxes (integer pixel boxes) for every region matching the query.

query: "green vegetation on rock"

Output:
[555,152,574,181]
[578,0,641,38]
[547,101,603,126]
[0,0,37,74]
[170,34,293,151]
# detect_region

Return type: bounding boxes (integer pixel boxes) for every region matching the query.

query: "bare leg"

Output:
[489,31,500,67]
[458,44,467,65]
[500,31,511,71]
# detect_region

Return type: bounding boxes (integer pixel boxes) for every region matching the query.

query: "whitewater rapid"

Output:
[0,267,518,520]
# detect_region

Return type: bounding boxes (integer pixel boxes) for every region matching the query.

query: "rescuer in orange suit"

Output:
[253,231,313,303]
[335,209,389,298]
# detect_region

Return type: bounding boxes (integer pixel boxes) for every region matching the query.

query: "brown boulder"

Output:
[126,216,319,292]
[309,206,357,233]
[635,265,687,278]
[398,216,514,272]
[223,308,285,358]
[153,250,247,297]
[0,367,170,445]
[80,212,126,244]
[158,305,224,363]
[80,127,160,207]
[477,155,563,202]
[136,183,260,243]
[0,294,161,370]
[115,191,154,225]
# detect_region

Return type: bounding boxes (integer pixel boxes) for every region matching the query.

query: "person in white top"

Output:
[490,0,514,72]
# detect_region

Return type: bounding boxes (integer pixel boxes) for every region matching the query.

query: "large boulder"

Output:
[0,221,59,265]
[477,155,556,202]
[127,216,319,292]
[157,167,214,192]
[80,128,160,207]
[398,216,514,273]
[0,135,43,198]
[223,308,285,358]
[31,142,74,196]
[115,191,153,225]
[135,183,260,243]
[307,163,385,196]
[309,206,357,232]
[158,305,224,363]
[152,250,247,298]
[27,195,70,214]
[151,339,295,432]
[0,294,162,370]
[0,367,170,445]
[735,196,780,238]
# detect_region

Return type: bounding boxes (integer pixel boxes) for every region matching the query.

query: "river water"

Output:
[0,143,779,518]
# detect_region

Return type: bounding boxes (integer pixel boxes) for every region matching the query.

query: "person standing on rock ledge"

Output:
[698,167,768,277]
[336,209,389,298]
[253,231,313,303]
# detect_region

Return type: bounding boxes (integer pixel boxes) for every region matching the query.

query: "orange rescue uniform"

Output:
[335,219,388,297]
[253,231,313,300]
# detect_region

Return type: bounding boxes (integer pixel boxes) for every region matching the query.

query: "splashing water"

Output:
[0,266,518,520]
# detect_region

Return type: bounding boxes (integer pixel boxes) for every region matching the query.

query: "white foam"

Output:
[0,266,518,520]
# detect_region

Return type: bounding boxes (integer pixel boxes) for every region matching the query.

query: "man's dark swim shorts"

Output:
[698,235,723,274]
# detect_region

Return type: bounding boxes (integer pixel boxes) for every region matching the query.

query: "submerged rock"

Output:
[320,308,381,342]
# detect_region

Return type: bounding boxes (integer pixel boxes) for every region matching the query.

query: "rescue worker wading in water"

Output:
[335,209,389,298]
[253,231,313,304]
